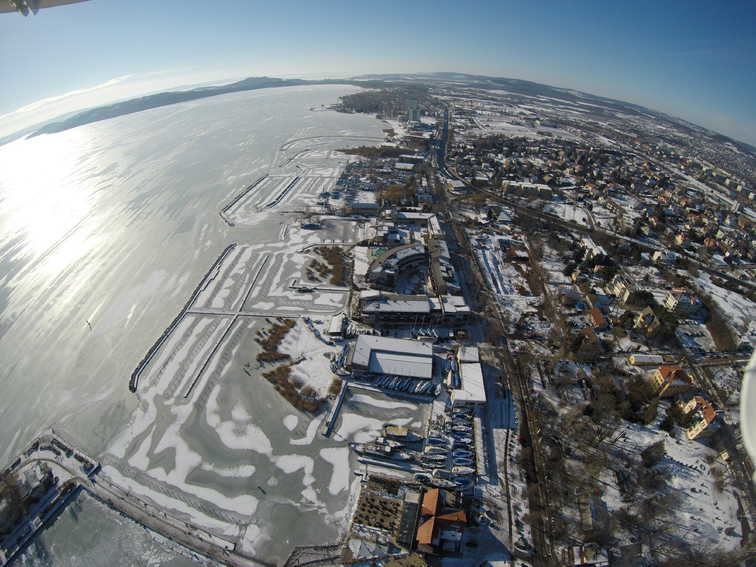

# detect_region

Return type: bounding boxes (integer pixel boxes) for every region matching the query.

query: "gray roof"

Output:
[363,299,431,314]
[452,362,486,404]
[458,346,480,363]
[352,335,433,378]
[370,351,432,378]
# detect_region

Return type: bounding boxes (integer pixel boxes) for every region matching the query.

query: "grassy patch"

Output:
[262,363,322,413]
[337,145,410,159]
[255,318,323,413]
[255,318,296,362]
[314,246,347,286]
[328,377,343,397]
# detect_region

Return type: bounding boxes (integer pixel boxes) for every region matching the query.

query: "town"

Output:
[1,76,754,567]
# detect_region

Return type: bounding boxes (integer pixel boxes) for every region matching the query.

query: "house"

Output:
[663,289,704,317]
[559,286,584,307]
[614,542,652,567]
[680,396,719,440]
[415,488,468,555]
[565,543,610,566]
[572,328,604,362]
[652,250,679,264]
[652,365,692,397]
[634,306,661,336]
[738,320,756,353]
[607,273,636,305]
[589,307,608,331]
[580,237,608,263]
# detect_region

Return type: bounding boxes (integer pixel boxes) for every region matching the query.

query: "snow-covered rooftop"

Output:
[351,335,433,379]
[452,362,486,405]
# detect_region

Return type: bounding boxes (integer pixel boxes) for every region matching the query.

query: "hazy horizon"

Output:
[1,0,754,146]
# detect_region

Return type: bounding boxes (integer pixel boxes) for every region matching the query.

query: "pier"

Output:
[129,243,238,393]
[265,176,300,208]
[288,279,350,294]
[219,176,268,226]
[321,380,349,438]
[1,430,271,567]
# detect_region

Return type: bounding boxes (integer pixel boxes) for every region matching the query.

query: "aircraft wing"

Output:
[0,0,90,15]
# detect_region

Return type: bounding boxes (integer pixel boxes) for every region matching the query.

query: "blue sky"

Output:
[1,0,755,145]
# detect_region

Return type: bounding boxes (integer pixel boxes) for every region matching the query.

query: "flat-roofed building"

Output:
[428,238,461,295]
[628,354,664,366]
[451,362,486,406]
[360,292,431,324]
[327,313,346,337]
[458,346,480,363]
[349,335,434,379]
[359,291,470,326]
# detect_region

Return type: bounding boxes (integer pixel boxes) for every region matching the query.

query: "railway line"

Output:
[435,109,555,565]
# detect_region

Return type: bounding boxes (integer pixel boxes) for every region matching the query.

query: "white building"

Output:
[458,346,480,363]
[349,335,434,379]
[652,250,680,264]
[451,362,486,406]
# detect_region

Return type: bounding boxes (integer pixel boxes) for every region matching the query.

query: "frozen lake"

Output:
[0,84,409,564]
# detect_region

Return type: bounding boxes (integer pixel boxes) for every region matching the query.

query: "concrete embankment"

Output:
[321,380,349,437]
[3,431,273,567]
[265,176,300,208]
[129,243,238,393]
[219,176,268,225]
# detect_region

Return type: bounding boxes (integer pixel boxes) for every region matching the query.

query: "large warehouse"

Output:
[349,335,434,379]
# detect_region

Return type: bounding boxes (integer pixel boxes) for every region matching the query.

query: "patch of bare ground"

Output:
[313,246,347,286]
[255,318,323,413]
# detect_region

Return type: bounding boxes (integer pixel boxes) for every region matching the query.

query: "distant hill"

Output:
[29,76,311,137]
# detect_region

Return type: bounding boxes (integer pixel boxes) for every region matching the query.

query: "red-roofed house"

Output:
[415,489,467,555]
[653,365,692,397]
[416,517,436,546]
[681,396,719,440]
[420,488,439,517]
[589,307,608,331]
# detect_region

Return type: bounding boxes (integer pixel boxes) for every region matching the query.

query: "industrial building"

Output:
[348,335,434,379]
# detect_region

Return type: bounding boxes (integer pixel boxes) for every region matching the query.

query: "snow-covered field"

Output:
[693,272,756,334]
[543,202,592,227]
[605,419,743,552]
[279,319,340,397]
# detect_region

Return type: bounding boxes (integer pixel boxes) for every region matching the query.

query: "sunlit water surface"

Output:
[0,85,386,565]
